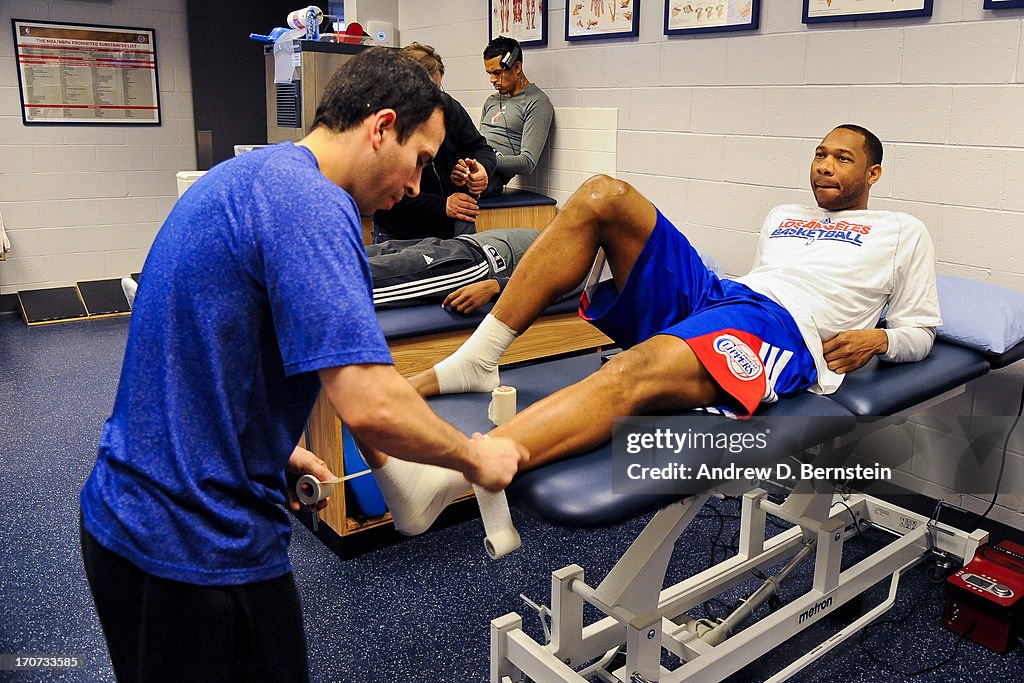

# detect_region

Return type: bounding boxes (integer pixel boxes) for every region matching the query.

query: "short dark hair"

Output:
[835,124,883,166]
[403,42,444,80]
[484,36,521,65]
[312,47,443,143]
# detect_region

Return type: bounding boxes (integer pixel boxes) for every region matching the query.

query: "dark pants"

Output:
[80,520,309,683]
[367,236,491,308]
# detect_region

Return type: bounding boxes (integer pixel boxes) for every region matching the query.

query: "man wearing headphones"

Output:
[469,37,553,197]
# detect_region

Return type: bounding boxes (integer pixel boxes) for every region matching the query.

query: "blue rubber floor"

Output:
[1,314,1021,682]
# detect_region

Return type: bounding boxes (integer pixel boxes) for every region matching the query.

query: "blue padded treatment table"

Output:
[428,339,1024,530]
[829,340,991,416]
[427,354,858,528]
[478,189,557,210]
[987,341,1024,370]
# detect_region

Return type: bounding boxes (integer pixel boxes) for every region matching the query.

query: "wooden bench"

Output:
[476,189,557,231]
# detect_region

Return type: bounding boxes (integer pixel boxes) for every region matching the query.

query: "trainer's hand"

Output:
[443,280,501,314]
[285,446,337,512]
[462,433,529,492]
[446,192,480,222]
[822,329,888,375]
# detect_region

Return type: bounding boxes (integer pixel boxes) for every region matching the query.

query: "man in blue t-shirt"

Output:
[80,48,528,683]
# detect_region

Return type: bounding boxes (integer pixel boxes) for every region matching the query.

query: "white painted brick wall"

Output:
[845,86,952,144]
[0,0,194,294]
[949,86,1024,148]
[902,21,1020,84]
[505,107,619,207]
[804,28,902,85]
[401,2,1024,527]
[691,87,763,135]
[891,144,1006,209]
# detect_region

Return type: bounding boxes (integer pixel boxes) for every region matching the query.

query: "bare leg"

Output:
[409,175,658,396]
[492,335,723,469]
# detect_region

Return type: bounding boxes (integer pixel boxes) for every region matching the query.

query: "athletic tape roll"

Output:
[488,385,517,426]
[296,474,337,505]
[295,471,372,506]
[474,485,521,559]
[478,383,521,558]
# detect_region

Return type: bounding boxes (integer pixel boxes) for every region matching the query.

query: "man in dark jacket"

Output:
[372,43,497,242]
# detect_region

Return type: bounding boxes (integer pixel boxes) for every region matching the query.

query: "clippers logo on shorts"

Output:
[769,217,872,247]
[713,334,763,382]
[685,329,770,417]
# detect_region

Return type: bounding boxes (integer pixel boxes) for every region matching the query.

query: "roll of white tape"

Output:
[296,474,333,505]
[474,485,521,559]
[488,385,517,426]
[295,470,372,506]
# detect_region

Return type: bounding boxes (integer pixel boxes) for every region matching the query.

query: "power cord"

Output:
[497,91,518,156]
[857,593,976,677]
[970,380,1024,528]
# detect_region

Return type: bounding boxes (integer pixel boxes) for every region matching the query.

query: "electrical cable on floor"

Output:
[970,380,1024,528]
[858,593,976,677]
[698,499,741,621]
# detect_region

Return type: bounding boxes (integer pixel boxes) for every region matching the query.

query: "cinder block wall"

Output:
[507,107,618,204]
[0,0,195,296]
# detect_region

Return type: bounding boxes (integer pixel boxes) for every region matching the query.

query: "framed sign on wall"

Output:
[665,1,760,36]
[12,18,160,125]
[802,0,933,25]
[984,0,1024,9]
[489,0,548,47]
[567,1,641,41]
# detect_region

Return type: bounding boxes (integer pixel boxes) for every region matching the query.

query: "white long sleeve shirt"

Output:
[735,205,941,394]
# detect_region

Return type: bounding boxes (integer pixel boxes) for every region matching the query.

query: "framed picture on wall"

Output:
[11,18,161,125]
[984,0,1024,9]
[489,0,548,47]
[567,1,641,42]
[802,0,933,24]
[665,1,760,36]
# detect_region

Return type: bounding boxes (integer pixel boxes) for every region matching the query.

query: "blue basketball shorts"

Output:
[579,210,817,416]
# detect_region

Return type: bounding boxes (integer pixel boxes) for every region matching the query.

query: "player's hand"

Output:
[464,159,489,196]
[443,280,501,314]
[462,433,529,492]
[822,329,889,374]
[446,192,480,221]
[450,159,471,187]
[285,445,337,512]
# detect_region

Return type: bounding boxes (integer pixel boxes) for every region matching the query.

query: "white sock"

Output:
[434,314,519,394]
[373,458,470,536]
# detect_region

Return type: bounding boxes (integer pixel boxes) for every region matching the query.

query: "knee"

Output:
[597,338,720,413]
[572,175,650,242]
[578,174,632,212]
[595,347,657,413]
